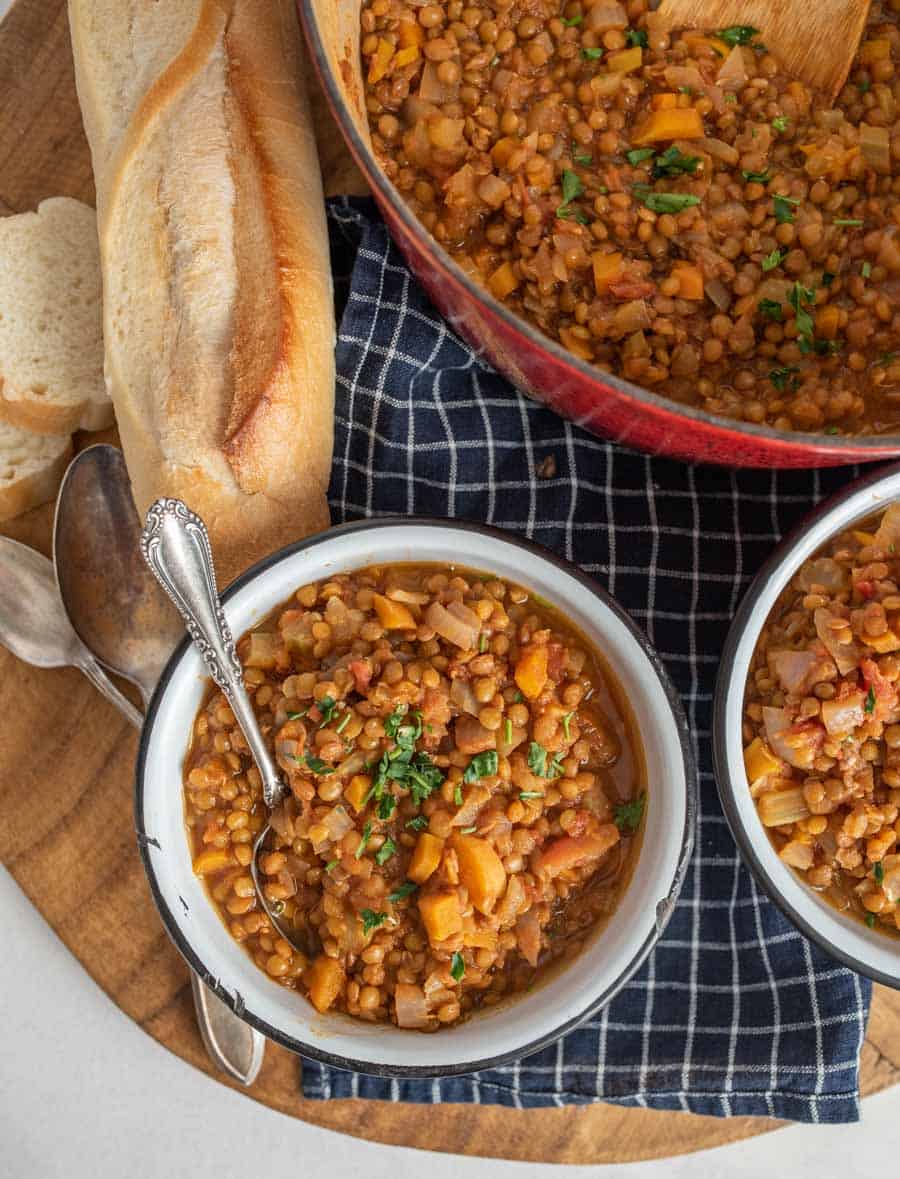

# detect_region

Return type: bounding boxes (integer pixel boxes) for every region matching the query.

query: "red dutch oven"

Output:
[298,0,899,469]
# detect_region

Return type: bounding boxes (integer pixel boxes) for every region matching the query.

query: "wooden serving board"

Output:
[1,0,898,1163]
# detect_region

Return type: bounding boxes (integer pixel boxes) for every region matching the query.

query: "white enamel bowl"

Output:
[136,518,697,1076]
[714,463,900,989]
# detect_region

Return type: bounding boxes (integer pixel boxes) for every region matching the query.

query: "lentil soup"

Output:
[743,504,900,937]
[183,564,645,1030]
[360,0,900,435]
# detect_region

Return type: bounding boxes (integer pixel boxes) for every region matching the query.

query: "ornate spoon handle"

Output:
[140,498,284,810]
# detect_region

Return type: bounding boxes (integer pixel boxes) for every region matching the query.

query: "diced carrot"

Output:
[558,326,593,360]
[489,261,519,299]
[535,826,619,877]
[392,45,420,68]
[514,643,549,700]
[672,262,704,300]
[607,46,642,73]
[398,18,424,47]
[193,849,233,876]
[853,530,878,546]
[344,774,371,814]
[815,304,841,340]
[462,919,498,950]
[743,737,779,783]
[631,107,704,144]
[307,955,345,1013]
[408,833,444,884]
[864,626,900,654]
[682,31,730,58]
[860,38,891,64]
[451,834,506,915]
[372,592,415,630]
[419,890,463,944]
[651,92,679,110]
[367,37,395,84]
[592,250,624,294]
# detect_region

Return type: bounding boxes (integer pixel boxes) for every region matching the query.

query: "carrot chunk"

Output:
[592,251,624,294]
[672,262,704,300]
[514,644,549,699]
[307,955,345,1013]
[408,833,444,883]
[419,890,464,944]
[373,592,416,630]
[451,834,506,914]
[631,108,704,144]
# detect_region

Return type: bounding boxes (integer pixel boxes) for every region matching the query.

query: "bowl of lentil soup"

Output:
[136,519,695,1074]
[299,0,900,467]
[715,464,900,988]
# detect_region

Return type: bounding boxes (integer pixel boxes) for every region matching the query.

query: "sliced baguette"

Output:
[0,197,111,436]
[0,420,73,521]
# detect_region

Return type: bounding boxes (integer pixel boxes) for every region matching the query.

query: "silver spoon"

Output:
[139,497,313,956]
[0,536,142,727]
[53,445,265,1087]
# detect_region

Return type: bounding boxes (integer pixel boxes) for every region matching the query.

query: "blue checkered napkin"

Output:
[301,197,872,1122]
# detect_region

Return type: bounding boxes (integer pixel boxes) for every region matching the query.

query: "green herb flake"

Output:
[270,899,284,916]
[581,46,604,59]
[375,838,396,866]
[742,169,771,184]
[389,881,417,903]
[355,820,373,859]
[450,951,466,981]
[718,25,760,47]
[866,912,877,929]
[858,80,871,93]
[304,752,333,775]
[561,12,582,25]
[527,741,564,779]
[865,686,877,714]
[325,860,339,874]
[772,115,789,132]
[761,249,784,272]
[861,261,872,279]
[562,711,574,740]
[652,146,701,180]
[834,218,863,227]
[824,426,840,435]
[463,750,499,784]
[624,27,648,47]
[758,298,783,322]
[573,149,593,166]
[556,205,590,224]
[769,366,800,391]
[678,85,693,95]
[459,825,477,834]
[512,690,524,703]
[614,794,646,833]
[504,717,513,745]
[377,793,397,821]
[876,352,897,367]
[405,815,429,832]
[286,708,308,720]
[788,282,816,346]
[773,194,799,224]
[724,93,737,104]
[519,791,544,801]
[632,188,701,214]
[335,711,351,735]
[626,147,656,166]
[361,908,388,935]
[316,695,338,725]
[874,861,885,886]
[822,271,836,286]
[560,168,583,205]
[454,782,464,807]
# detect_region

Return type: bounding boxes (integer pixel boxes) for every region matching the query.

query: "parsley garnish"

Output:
[375,838,396,866]
[861,261,872,279]
[614,794,646,833]
[479,632,489,653]
[405,815,429,832]
[355,820,373,859]
[678,85,693,95]
[561,12,582,25]
[772,116,789,132]
[858,80,871,93]
[822,271,836,286]
[504,717,513,745]
[773,194,799,224]
[866,912,877,929]
[824,426,840,435]
[581,46,603,60]
[632,188,700,214]
[769,365,800,391]
[454,782,464,807]
[316,695,338,726]
[652,146,700,180]
[874,861,885,886]
[758,298,783,321]
[450,951,466,981]
[624,27,648,47]
[718,25,759,47]
[389,881,417,903]
[325,859,339,873]
[573,148,592,166]
[626,147,655,166]
[304,752,332,774]
[335,711,351,735]
[788,282,816,351]
[742,169,770,184]
[876,352,897,367]
[834,218,863,227]
[761,249,783,271]
[865,686,876,714]
[286,708,308,720]
[463,751,499,783]
[361,909,387,935]
[556,206,590,224]
[724,93,737,104]
[377,793,397,821]
[562,711,574,740]
[459,825,477,834]
[519,791,544,800]
[560,169,583,205]
[527,741,564,779]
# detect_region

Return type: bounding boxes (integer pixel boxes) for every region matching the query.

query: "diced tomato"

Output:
[860,657,898,719]
[856,579,875,600]
[534,824,619,878]
[608,279,656,300]
[349,659,372,693]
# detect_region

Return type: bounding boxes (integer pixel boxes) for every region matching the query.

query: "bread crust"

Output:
[0,434,73,523]
[68,0,334,584]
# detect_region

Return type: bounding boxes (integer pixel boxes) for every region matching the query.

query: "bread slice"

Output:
[0,420,73,521]
[0,198,112,435]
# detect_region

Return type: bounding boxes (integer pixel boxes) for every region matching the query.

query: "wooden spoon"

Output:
[654,0,872,101]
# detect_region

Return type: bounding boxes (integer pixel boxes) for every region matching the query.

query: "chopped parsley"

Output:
[758,298,783,322]
[389,881,418,903]
[560,169,583,205]
[626,147,656,166]
[652,146,700,180]
[479,632,489,653]
[325,859,339,874]
[286,708,308,720]
[761,249,784,272]
[562,711,574,740]
[316,695,338,726]
[769,366,800,391]
[858,79,871,93]
[573,148,593,166]
[724,93,737,104]
[556,206,590,224]
[504,717,513,745]
[632,188,701,214]
[876,352,897,367]
[581,46,604,60]
[512,690,524,703]
[822,271,836,286]
[614,794,646,833]
[375,838,396,866]
[866,912,877,929]
[861,261,872,279]
[865,686,877,714]
[834,218,863,227]
[335,711,351,735]
[304,752,332,775]
[355,820,373,859]
[678,85,693,95]
[519,791,544,801]
[377,793,397,821]
[463,750,499,783]
[742,169,771,184]
[459,825,477,834]
[454,782,464,807]
[405,815,429,832]
[773,194,800,224]
[624,27,648,47]
[718,25,759,47]
[788,282,816,351]
[824,426,840,435]
[561,12,582,25]
[372,711,443,806]
[772,116,789,132]
[527,741,564,779]
[450,951,466,981]
[874,861,885,886]
[360,909,387,935]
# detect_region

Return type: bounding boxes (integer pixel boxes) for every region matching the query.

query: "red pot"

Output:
[298,0,899,469]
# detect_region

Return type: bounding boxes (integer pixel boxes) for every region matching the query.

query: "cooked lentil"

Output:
[183,564,644,1028]
[744,505,900,935]
[360,0,900,435]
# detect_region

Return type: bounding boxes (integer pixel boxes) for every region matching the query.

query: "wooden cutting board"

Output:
[1,0,898,1163]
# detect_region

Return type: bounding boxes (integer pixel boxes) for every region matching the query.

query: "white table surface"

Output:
[1,1,896,1173]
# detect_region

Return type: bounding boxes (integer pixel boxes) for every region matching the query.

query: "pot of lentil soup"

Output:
[136,519,695,1074]
[299,0,900,467]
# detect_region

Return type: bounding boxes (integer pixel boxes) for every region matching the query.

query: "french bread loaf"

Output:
[68,0,335,583]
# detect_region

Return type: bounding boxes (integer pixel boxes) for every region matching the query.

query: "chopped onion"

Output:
[335,749,367,778]
[515,911,542,966]
[814,607,860,675]
[875,504,900,551]
[704,277,732,312]
[796,557,847,593]
[821,691,865,736]
[664,65,704,92]
[860,124,890,172]
[495,873,527,928]
[418,61,458,104]
[701,136,740,166]
[395,983,430,1029]
[612,298,651,336]
[762,706,815,770]
[717,45,748,90]
[767,649,819,695]
[450,677,480,716]
[585,1,627,31]
[881,854,900,903]
[322,804,354,844]
[452,785,491,827]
